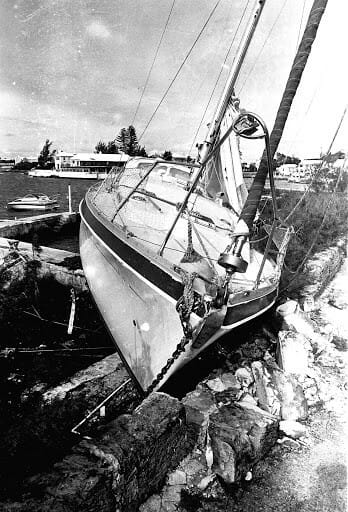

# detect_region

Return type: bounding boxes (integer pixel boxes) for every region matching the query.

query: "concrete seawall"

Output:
[0,212,79,240]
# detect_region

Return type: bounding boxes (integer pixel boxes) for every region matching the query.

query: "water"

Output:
[0,172,95,220]
[0,172,97,251]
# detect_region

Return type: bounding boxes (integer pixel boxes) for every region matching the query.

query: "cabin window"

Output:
[169,167,189,180]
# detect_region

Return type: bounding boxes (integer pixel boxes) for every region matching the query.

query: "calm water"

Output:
[0,172,97,251]
[0,172,95,220]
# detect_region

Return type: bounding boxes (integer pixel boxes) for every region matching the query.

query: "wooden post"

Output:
[68,184,72,213]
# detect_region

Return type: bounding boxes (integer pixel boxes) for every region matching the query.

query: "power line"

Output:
[138,0,222,142]
[131,0,176,126]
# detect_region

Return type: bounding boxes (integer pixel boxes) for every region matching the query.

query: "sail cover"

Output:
[204,99,248,214]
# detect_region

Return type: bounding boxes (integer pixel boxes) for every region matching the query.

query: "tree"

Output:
[95,140,108,153]
[137,146,148,157]
[275,152,300,167]
[323,150,345,164]
[38,139,55,169]
[162,150,172,161]
[115,128,130,153]
[128,125,139,156]
[106,140,119,154]
[114,125,147,156]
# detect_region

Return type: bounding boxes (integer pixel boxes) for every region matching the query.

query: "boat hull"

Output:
[7,203,58,211]
[80,198,278,392]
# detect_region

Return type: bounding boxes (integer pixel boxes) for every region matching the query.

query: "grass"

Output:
[256,189,348,295]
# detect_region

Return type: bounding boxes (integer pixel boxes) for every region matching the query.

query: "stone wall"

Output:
[3,393,193,512]
[299,238,346,308]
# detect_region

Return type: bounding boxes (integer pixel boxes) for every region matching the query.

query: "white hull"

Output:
[79,198,279,392]
[8,203,58,211]
[28,169,108,179]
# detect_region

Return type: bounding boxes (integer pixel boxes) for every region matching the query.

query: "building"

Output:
[54,151,128,170]
[277,163,298,177]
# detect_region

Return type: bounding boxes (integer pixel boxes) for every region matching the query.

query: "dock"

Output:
[0,211,79,239]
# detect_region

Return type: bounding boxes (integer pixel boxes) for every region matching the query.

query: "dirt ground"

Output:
[209,260,348,512]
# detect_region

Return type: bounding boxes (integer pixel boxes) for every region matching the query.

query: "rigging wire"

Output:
[237,0,288,96]
[131,0,176,126]
[279,164,345,294]
[188,0,252,157]
[283,83,320,157]
[296,0,307,51]
[283,104,347,223]
[138,0,222,142]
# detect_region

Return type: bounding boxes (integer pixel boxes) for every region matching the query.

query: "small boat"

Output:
[79,0,327,395]
[7,194,59,211]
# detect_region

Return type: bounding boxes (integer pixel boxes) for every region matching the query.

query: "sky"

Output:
[0,0,347,162]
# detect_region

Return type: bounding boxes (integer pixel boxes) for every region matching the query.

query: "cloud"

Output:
[4,132,15,137]
[86,21,111,40]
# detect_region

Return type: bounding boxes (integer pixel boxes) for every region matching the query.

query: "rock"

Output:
[251,361,308,421]
[279,420,307,439]
[167,469,187,486]
[237,398,276,420]
[212,438,236,484]
[220,373,241,391]
[251,361,280,416]
[139,494,162,512]
[209,402,278,485]
[182,386,217,446]
[197,473,216,490]
[276,300,330,353]
[272,370,308,421]
[235,367,253,388]
[5,393,191,512]
[245,470,252,481]
[206,377,225,393]
[276,331,311,377]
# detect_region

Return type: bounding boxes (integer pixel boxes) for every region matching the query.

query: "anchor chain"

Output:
[145,270,198,395]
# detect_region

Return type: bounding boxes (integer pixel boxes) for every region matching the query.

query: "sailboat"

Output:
[79,0,327,394]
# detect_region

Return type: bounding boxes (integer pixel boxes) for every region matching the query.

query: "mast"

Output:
[199,0,266,164]
[239,0,328,229]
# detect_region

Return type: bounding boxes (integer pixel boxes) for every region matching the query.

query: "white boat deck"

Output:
[90,171,277,292]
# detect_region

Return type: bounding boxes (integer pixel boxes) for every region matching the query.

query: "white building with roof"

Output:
[54,151,128,169]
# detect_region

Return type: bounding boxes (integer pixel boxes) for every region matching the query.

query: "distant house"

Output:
[54,151,74,169]
[0,158,15,169]
[299,158,322,173]
[54,151,128,170]
[277,163,298,176]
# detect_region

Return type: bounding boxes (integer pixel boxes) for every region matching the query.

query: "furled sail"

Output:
[203,98,248,215]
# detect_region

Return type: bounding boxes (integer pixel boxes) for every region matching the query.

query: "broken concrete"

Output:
[2,393,192,512]
[0,353,139,491]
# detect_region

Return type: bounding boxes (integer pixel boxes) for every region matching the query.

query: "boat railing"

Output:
[89,114,290,289]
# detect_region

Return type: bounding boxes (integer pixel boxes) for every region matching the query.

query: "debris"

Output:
[235,367,254,388]
[276,331,311,377]
[279,420,307,439]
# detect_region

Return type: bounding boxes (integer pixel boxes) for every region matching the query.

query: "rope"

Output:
[181,215,203,263]
[237,0,288,95]
[188,0,252,156]
[131,0,176,125]
[138,0,222,142]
